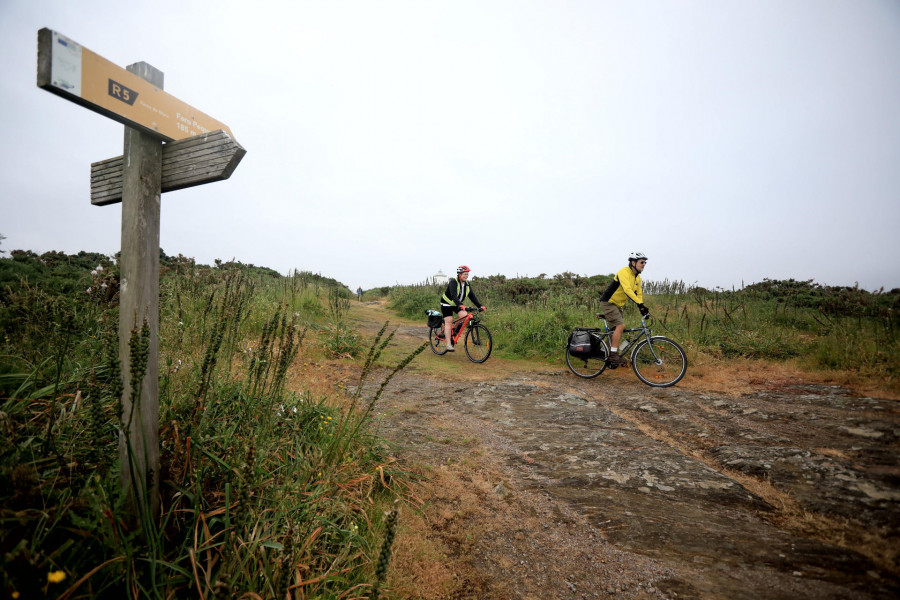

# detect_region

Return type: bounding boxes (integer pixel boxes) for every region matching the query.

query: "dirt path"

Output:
[341,301,900,600]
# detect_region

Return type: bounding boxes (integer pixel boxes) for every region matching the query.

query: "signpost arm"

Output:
[118,61,163,524]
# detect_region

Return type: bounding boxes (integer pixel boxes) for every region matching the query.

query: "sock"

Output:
[611,347,618,352]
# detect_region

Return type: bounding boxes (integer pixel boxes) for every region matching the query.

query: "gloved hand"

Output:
[480,306,487,312]
[638,303,650,316]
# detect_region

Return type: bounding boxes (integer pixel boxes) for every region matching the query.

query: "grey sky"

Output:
[2,1,899,291]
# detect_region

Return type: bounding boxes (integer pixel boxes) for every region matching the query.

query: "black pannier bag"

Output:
[567,329,592,356]
[425,309,443,329]
[590,333,608,358]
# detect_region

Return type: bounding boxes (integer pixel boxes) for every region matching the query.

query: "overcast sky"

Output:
[2,1,899,292]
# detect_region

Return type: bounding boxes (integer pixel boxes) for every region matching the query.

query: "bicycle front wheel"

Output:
[429,326,448,355]
[631,336,687,387]
[464,324,492,363]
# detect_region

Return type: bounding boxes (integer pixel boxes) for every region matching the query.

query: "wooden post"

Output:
[118,61,163,522]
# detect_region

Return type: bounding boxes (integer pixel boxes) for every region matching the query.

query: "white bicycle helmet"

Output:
[628,252,648,262]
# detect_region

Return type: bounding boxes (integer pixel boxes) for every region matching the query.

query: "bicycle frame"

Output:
[581,317,657,361]
[441,310,480,345]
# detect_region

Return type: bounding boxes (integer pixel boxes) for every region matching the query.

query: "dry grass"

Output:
[385,465,492,599]
[675,354,900,400]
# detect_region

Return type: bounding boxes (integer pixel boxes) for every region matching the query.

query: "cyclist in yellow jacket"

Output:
[440,265,486,352]
[599,252,650,365]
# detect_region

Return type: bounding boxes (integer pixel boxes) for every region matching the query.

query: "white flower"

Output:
[86,287,92,293]
[95,265,103,272]
[100,283,107,288]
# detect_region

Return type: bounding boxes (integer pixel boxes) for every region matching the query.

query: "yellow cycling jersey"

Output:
[600,266,643,308]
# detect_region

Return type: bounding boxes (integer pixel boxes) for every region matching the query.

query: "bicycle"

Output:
[565,314,687,387]
[429,307,493,363]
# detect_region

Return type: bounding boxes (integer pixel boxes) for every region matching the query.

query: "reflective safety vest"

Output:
[441,277,475,307]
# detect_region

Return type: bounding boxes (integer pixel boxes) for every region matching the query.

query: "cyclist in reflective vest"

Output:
[440,265,486,352]
[599,252,651,365]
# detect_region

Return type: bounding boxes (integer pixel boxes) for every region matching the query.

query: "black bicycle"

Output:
[565,315,687,387]
[429,307,493,363]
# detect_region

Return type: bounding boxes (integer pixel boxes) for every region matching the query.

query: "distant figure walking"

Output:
[356,286,363,301]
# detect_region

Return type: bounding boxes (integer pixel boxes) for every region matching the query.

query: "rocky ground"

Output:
[343,303,900,600]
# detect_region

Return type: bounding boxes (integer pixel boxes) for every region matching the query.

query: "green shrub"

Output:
[382,275,900,378]
[1,249,415,599]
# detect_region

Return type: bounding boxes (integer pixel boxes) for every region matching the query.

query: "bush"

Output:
[1,250,415,599]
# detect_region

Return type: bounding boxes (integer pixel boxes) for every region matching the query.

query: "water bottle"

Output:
[619,339,630,354]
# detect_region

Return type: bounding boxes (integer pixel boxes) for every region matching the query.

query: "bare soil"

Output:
[334,302,900,600]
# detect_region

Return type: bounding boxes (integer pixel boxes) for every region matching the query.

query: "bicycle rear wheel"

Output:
[631,336,687,387]
[429,326,448,355]
[565,347,608,378]
[464,324,492,363]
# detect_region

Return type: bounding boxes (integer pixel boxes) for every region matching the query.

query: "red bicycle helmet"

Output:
[456,265,471,274]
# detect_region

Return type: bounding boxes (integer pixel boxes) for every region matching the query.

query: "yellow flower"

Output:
[12,592,21,599]
[48,570,67,584]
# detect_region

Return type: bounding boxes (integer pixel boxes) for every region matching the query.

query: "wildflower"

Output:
[48,570,66,584]
[95,265,103,272]
[101,282,107,288]
[86,287,92,293]
[12,591,20,598]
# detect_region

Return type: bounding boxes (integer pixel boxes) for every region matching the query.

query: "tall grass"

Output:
[1,253,420,599]
[387,274,900,381]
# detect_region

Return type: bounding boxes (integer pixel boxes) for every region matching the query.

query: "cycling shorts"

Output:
[440,304,460,318]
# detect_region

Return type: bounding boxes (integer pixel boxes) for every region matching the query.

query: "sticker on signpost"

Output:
[51,31,81,96]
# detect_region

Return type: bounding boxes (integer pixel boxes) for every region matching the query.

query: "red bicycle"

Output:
[429,307,493,363]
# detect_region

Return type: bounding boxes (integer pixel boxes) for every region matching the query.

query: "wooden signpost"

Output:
[37,28,245,523]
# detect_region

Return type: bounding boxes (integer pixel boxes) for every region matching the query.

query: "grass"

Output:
[0,251,424,599]
[387,274,900,392]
